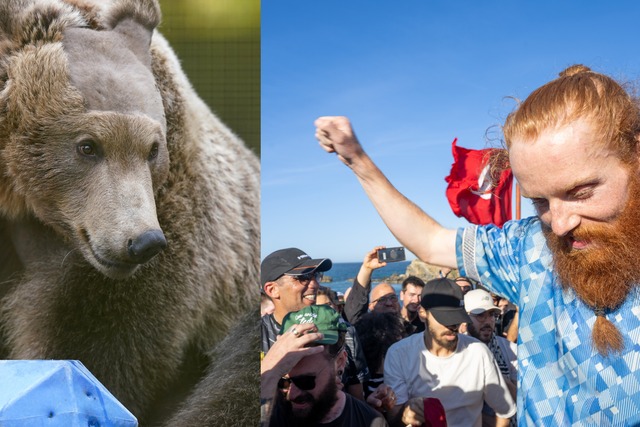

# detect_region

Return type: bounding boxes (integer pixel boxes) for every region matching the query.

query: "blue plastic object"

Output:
[0,360,137,427]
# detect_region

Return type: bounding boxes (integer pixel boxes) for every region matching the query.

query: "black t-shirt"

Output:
[409,314,425,334]
[261,313,370,386]
[269,392,389,427]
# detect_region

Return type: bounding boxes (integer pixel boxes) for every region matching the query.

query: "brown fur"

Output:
[0,0,259,424]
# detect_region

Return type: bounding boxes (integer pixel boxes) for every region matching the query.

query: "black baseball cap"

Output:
[261,248,332,287]
[420,278,472,326]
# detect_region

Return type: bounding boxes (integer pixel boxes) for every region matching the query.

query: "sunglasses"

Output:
[372,294,398,304]
[287,271,323,286]
[278,346,343,391]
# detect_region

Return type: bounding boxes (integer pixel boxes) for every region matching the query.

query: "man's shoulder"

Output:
[495,335,517,357]
[495,335,511,346]
[261,313,280,353]
[261,313,279,330]
[458,334,494,356]
[388,331,423,353]
[343,393,389,426]
[476,215,543,240]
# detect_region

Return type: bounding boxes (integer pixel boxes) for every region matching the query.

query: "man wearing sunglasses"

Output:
[261,305,389,427]
[465,289,517,427]
[261,248,370,401]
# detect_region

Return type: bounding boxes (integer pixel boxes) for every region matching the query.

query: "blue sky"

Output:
[262,1,640,262]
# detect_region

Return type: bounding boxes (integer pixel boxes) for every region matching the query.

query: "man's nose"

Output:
[309,277,320,289]
[549,200,581,236]
[287,383,303,401]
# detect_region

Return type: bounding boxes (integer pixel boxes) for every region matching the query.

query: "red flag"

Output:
[444,138,513,227]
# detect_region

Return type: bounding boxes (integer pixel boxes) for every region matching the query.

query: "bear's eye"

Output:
[148,144,159,160]
[77,142,96,157]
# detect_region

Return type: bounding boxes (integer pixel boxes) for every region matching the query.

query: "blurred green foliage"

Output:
[157,0,260,156]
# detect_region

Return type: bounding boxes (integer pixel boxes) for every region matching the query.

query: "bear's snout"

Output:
[127,229,167,264]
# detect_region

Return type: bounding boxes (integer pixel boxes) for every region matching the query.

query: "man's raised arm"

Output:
[315,116,457,268]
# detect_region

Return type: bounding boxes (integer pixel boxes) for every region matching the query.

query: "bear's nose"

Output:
[127,230,167,264]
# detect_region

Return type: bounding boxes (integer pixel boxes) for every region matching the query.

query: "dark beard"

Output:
[282,375,339,426]
[426,316,459,350]
[466,322,491,344]
[542,171,640,355]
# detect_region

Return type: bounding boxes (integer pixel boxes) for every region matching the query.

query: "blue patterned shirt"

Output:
[457,216,640,427]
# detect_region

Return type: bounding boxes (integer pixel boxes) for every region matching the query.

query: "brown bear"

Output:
[0,0,260,425]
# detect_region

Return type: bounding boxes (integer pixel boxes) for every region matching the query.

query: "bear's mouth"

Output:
[80,228,139,275]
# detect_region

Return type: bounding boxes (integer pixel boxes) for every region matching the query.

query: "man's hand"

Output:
[356,246,388,290]
[260,323,325,424]
[313,117,459,269]
[402,397,425,426]
[366,383,397,412]
[363,246,388,271]
[261,322,324,394]
[459,322,468,334]
[315,116,365,167]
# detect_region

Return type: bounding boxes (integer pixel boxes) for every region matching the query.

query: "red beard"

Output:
[542,173,640,356]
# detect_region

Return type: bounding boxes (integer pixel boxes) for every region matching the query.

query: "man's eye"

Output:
[531,198,547,206]
[572,190,593,199]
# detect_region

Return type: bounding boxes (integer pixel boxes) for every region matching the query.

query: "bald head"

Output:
[369,283,400,314]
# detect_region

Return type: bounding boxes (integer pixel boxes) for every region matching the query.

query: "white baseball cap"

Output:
[464,289,501,314]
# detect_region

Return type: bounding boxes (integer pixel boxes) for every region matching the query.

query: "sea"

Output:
[323,260,412,297]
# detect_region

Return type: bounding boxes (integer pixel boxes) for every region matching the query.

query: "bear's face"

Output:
[1,22,170,279]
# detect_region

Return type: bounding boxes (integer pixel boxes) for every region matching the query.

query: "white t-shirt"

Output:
[384,332,516,427]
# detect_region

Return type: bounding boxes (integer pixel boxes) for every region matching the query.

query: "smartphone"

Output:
[378,247,406,263]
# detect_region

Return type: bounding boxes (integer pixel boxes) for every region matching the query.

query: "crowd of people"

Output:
[262,65,640,426]
[260,246,519,427]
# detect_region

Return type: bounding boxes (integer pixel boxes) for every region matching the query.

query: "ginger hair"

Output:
[504,64,640,161]
[489,65,640,184]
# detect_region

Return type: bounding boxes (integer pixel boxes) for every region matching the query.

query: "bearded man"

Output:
[382,278,515,427]
[261,306,390,427]
[399,276,425,334]
[314,64,640,426]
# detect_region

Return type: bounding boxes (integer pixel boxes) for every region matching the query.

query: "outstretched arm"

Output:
[315,116,457,268]
[344,246,387,324]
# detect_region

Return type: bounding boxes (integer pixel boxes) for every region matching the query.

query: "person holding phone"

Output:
[315,65,640,425]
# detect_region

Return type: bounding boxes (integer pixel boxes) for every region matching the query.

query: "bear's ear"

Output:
[100,0,161,65]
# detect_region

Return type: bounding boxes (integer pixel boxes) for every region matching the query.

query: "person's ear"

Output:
[335,346,347,374]
[264,281,279,300]
[418,306,427,322]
